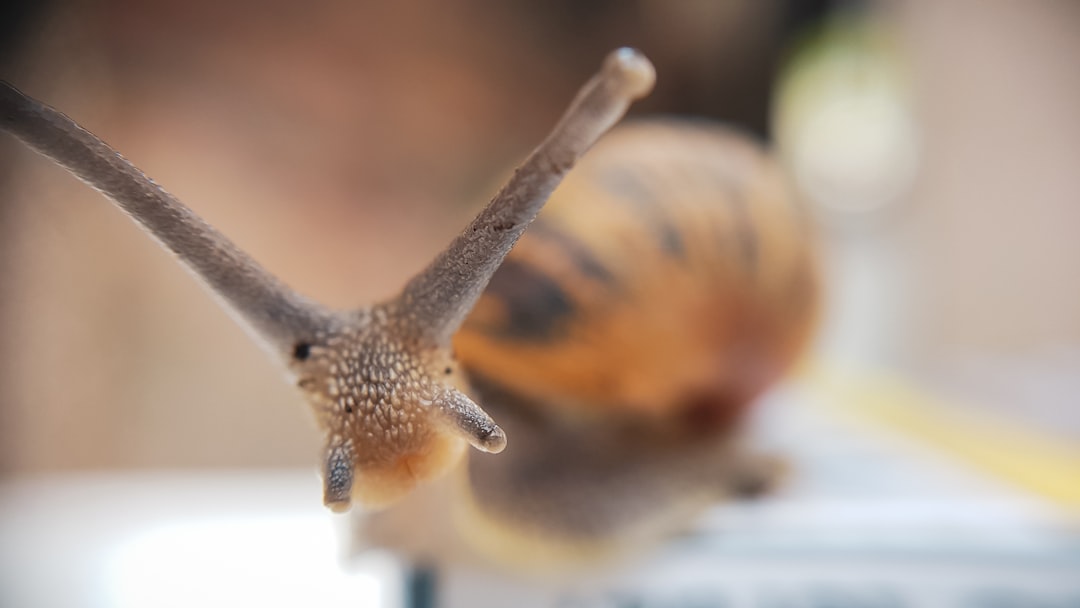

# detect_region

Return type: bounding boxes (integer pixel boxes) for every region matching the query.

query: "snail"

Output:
[0,48,818,562]
[362,119,819,564]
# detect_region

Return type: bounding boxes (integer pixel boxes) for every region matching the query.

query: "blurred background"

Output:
[1,1,1078,606]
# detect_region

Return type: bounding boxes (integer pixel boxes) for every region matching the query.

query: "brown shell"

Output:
[455,118,819,435]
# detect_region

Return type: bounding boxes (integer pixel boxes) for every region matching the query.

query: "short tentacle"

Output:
[430,388,508,454]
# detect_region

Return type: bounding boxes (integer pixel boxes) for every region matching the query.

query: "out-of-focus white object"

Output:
[0,472,398,608]
[776,14,919,220]
[106,516,382,608]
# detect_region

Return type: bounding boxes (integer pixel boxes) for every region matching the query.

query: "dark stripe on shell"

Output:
[481,259,576,341]
[529,219,615,283]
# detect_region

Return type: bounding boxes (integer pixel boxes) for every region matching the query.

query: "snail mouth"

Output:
[345,432,468,510]
[400,454,420,482]
[346,460,423,510]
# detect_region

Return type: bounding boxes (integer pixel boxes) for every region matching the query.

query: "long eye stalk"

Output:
[0,81,334,357]
[396,48,655,346]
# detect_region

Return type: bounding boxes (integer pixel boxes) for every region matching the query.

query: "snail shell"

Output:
[459,118,818,426]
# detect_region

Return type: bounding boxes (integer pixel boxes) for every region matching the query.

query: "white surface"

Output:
[2,390,1078,608]
[437,390,1080,607]
[0,471,397,608]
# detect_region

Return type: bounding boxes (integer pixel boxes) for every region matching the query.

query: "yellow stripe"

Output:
[800,362,1080,511]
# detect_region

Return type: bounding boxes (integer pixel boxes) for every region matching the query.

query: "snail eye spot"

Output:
[444,367,453,375]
